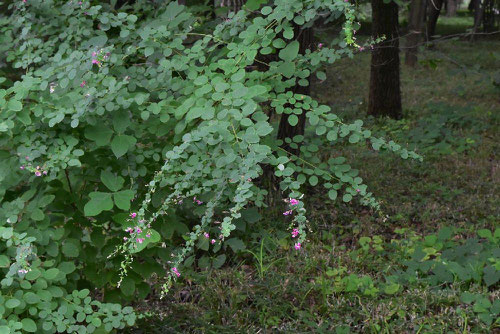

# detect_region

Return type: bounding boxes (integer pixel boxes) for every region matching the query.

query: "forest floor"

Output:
[125,16,500,333]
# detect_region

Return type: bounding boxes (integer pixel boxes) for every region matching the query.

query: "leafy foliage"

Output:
[0,0,421,331]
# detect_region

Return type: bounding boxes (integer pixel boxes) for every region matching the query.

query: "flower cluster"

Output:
[291,228,299,238]
[172,267,180,277]
[123,213,153,245]
[20,157,49,177]
[283,197,300,215]
[193,196,203,205]
[91,50,110,67]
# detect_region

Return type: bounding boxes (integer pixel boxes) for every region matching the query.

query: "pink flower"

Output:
[136,238,145,244]
[123,237,128,241]
[25,156,30,160]
[211,239,216,244]
[172,267,180,277]
[92,59,100,65]
[318,43,323,48]
[18,269,28,274]
[289,198,299,206]
[125,227,133,233]
[43,170,48,175]
[135,227,142,234]
[35,171,42,177]
[291,228,299,238]
[359,47,365,52]
[356,189,361,193]
[92,52,97,57]
[203,232,209,238]
[20,166,25,170]
[130,212,137,218]
[80,81,86,87]
[294,242,301,250]
[283,210,293,216]
[146,233,151,238]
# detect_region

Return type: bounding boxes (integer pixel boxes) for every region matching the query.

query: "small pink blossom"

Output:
[18,269,28,274]
[172,267,180,277]
[359,47,365,52]
[136,238,145,244]
[25,156,30,160]
[146,233,151,238]
[135,227,142,234]
[35,171,42,177]
[294,242,301,250]
[291,228,299,238]
[130,212,137,218]
[211,239,216,244]
[92,52,97,57]
[125,227,133,233]
[203,232,209,238]
[92,59,100,65]
[43,170,48,175]
[20,166,25,170]
[123,237,128,241]
[289,198,299,206]
[356,189,361,193]
[318,43,323,48]
[80,81,86,87]
[283,210,293,216]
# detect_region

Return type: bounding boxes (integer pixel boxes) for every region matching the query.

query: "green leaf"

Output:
[84,192,114,216]
[225,238,246,252]
[5,298,21,308]
[111,135,136,158]
[309,175,318,186]
[328,189,337,200]
[120,277,136,296]
[279,41,300,62]
[384,283,400,295]
[0,255,10,267]
[100,170,124,192]
[62,239,80,258]
[44,268,60,280]
[231,69,245,82]
[114,189,135,210]
[260,6,272,15]
[21,318,37,333]
[278,62,295,78]
[343,194,352,202]
[212,254,226,269]
[316,71,326,81]
[8,99,22,111]
[483,266,500,286]
[85,125,113,146]
[288,115,298,126]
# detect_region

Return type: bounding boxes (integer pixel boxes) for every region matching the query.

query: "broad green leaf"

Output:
[111,135,136,158]
[114,189,135,210]
[84,192,114,216]
[100,170,124,192]
[279,41,300,62]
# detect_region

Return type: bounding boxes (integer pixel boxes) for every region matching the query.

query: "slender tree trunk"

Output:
[447,0,457,15]
[471,0,485,39]
[405,0,427,66]
[277,26,314,156]
[426,0,444,40]
[368,0,402,119]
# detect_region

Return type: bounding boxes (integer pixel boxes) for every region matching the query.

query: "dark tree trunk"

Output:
[471,0,485,39]
[426,0,444,40]
[446,0,457,16]
[277,26,314,156]
[368,0,402,119]
[405,0,427,66]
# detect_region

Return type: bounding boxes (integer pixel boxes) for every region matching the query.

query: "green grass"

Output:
[123,21,500,334]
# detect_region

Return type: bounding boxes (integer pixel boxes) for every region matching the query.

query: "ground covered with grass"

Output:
[124,19,499,334]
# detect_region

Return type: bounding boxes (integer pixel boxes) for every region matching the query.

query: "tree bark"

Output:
[471,0,485,40]
[426,0,444,40]
[277,25,314,156]
[446,0,457,16]
[405,0,427,66]
[368,0,402,119]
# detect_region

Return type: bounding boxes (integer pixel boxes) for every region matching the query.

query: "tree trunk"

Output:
[446,0,457,16]
[277,26,314,156]
[426,0,444,40]
[405,0,427,66]
[471,0,485,40]
[368,0,402,119]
